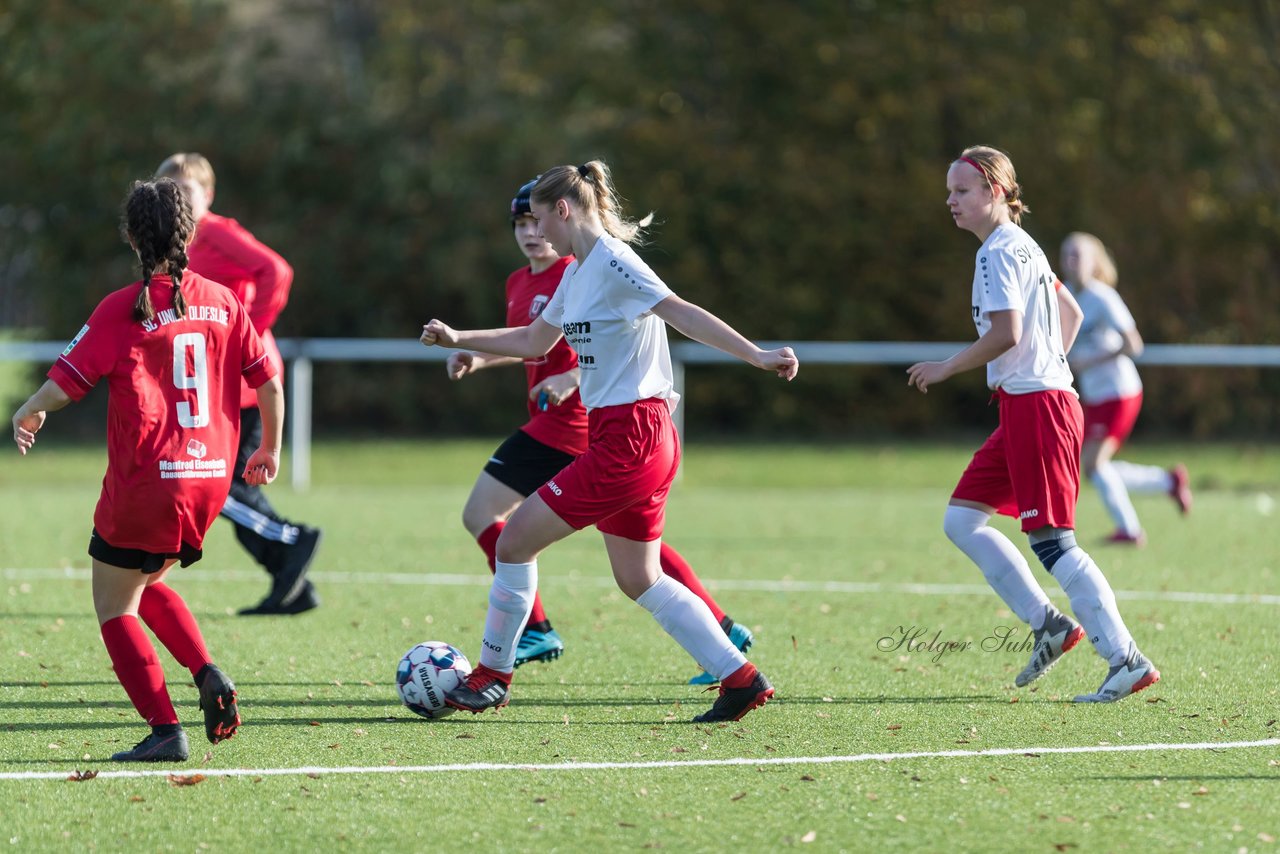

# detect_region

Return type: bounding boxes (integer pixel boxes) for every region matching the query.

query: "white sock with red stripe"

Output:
[943,506,1053,629]
[1091,463,1143,536]
[636,575,744,681]
[478,559,537,673]
[1110,460,1175,494]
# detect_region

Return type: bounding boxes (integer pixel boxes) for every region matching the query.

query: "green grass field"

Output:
[1,439,1278,851]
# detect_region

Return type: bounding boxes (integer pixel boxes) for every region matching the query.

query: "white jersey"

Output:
[971,223,1075,394]
[538,234,679,411]
[1071,279,1142,404]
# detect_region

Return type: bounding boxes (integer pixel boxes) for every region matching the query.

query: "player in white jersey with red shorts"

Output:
[1060,232,1191,546]
[421,160,797,722]
[442,177,756,682]
[908,146,1159,702]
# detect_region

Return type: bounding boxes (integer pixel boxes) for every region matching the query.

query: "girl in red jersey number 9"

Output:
[10,179,285,761]
[907,146,1160,703]
[421,161,797,723]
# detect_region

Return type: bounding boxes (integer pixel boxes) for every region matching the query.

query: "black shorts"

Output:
[88,529,203,574]
[483,430,577,497]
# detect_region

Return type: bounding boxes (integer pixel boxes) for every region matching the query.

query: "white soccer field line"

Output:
[2,738,1278,782]
[5,567,1280,607]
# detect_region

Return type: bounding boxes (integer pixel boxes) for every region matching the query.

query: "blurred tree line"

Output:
[2,0,1277,439]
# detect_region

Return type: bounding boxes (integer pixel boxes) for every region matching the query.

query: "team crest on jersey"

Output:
[186,439,207,459]
[62,324,89,356]
[529,295,550,319]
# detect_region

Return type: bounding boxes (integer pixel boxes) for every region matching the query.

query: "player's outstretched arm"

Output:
[11,380,72,455]
[421,316,563,360]
[651,295,798,380]
[244,375,284,486]
[907,309,1021,393]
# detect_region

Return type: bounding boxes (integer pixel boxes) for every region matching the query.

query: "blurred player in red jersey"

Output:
[1060,231,1191,546]
[423,162,797,723]
[442,177,756,683]
[908,146,1159,702]
[155,153,321,616]
[11,179,284,761]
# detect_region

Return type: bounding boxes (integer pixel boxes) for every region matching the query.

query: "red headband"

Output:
[958,156,1006,199]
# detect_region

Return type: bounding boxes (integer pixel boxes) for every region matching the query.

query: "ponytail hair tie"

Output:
[577,164,590,179]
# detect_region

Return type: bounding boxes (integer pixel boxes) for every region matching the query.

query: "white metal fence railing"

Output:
[4,339,1280,491]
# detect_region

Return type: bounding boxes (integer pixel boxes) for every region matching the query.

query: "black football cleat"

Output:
[197,664,241,744]
[111,728,190,762]
[692,671,774,723]
[444,669,511,714]
[238,580,320,616]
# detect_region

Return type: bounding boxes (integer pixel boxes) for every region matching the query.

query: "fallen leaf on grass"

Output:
[308,721,321,727]
[66,770,98,782]
[1192,786,1210,796]
[800,831,817,843]
[456,733,475,739]
[1259,833,1276,844]
[800,775,815,782]
[895,814,907,823]
[886,724,902,731]
[865,792,878,801]
[167,774,205,787]
[1053,844,1077,852]
[730,792,746,801]
[306,773,321,780]
[128,795,144,802]
[618,822,636,828]
[670,746,688,753]
[327,744,341,750]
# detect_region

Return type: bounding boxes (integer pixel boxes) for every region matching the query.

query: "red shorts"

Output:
[536,398,679,541]
[952,389,1083,532]
[1083,392,1143,445]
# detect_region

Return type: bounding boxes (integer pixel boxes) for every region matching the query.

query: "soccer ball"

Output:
[396,641,472,719]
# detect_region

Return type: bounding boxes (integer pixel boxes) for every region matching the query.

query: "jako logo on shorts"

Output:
[546,480,563,496]
[1019,508,1040,520]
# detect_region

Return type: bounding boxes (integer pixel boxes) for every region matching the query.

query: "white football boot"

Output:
[1015,608,1085,687]
[1074,651,1161,703]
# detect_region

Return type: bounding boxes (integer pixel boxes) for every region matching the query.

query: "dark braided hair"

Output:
[122,178,195,322]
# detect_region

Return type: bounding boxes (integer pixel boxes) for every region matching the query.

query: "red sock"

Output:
[659,543,726,623]
[137,582,212,679]
[471,662,513,686]
[721,662,758,690]
[478,522,548,626]
[100,615,179,726]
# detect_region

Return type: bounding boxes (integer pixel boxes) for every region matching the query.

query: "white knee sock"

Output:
[1111,460,1174,494]
[636,575,744,680]
[1091,463,1142,536]
[943,506,1053,629]
[478,559,537,672]
[1049,548,1135,666]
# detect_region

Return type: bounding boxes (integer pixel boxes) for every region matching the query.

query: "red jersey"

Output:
[48,272,277,552]
[186,212,293,409]
[505,257,589,456]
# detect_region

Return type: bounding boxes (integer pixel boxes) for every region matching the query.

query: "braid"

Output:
[122,179,194,322]
[158,180,194,318]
